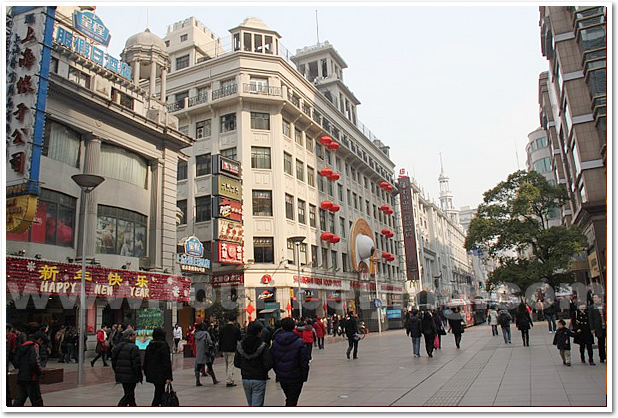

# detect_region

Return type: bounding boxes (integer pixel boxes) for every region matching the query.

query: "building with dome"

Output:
[6,6,193,350]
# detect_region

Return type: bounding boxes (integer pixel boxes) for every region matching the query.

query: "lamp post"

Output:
[72,174,104,386]
[289,236,306,319]
[371,259,382,334]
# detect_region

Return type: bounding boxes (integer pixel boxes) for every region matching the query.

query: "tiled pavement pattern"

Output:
[9,320,607,409]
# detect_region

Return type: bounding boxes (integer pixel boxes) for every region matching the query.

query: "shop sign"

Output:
[217,242,244,265]
[588,252,600,278]
[261,274,272,284]
[212,273,244,288]
[216,219,244,244]
[256,287,276,302]
[293,275,342,288]
[326,290,341,301]
[6,194,39,234]
[215,175,242,201]
[177,236,210,273]
[214,155,241,179]
[397,176,420,282]
[216,197,242,222]
[6,257,191,302]
[72,10,111,46]
[304,289,320,302]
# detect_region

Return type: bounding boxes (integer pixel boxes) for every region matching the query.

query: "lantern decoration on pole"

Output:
[320,232,335,242]
[329,204,341,213]
[319,135,333,145]
[320,201,333,210]
[331,235,341,244]
[320,168,333,177]
[327,172,340,181]
[327,142,340,151]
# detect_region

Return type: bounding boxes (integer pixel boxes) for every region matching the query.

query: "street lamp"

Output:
[288,236,306,319]
[371,259,382,334]
[72,174,104,386]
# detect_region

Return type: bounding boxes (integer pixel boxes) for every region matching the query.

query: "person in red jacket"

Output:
[294,320,315,360]
[313,317,326,350]
[91,324,109,367]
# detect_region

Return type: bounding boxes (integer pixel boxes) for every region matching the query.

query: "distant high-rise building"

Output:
[538,6,607,285]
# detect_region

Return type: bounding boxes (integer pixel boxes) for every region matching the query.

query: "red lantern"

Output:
[327,142,340,151]
[380,205,389,211]
[329,204,341,212]
[388,255,395,262]
[327,173,340,181]
[319,135,333,145]
[387,231,394,238]
[379,181,389,189]
[387,209,394,215]
[320,201,333,210]
[320,168,333,177]
[320,232,334,242]
[387,185,394,191]
[381,252,391,259]
[381,228,390,236]
[331,235,341,244]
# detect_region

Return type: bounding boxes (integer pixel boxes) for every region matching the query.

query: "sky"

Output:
[89,1,549,209]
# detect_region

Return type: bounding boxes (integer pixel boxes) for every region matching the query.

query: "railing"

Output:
[212,84,237,100]
[242,83,282,97]
[166,100,185,112]
[188,93,208,107]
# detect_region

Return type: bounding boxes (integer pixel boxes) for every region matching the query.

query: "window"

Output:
[176,54,190,70]
[100,144,148,188]
[254,237,274,263]
[321,247,329,269]
[311,245,319,267]
[220,113,237,133]
[196,153,212,176]
[319,209,327,231]
[318,172,325,192]
[112,88,133,109]
[326,150,332,165]
[196,119,211,138]
[221,147,237,161]
[285,194,294,220]
[96,205,147,257]
[180,34,188,42]
[296,159,304,181]
[347,189,351,205]
[297,199,306,224]
[571,143,582,176]
[252,190,273,216]
[177,200,187,225]
[327,180,334,197]
[295,128,303,146]
[283,152,292,175]
[316,144,324,160]
[366,200,370,215]
[177,161,188,180]
[251,112,270,130]
[233,33,240,51]
[338,184,344,201]
[249,76,268,93]
[287,240,295,264]
[339,217,346,238]
[328,213,335,233]
[331,251,338,270]
[43,120,81,167]
[353,193,358,209]
[264,35,273,54]
[195,196,212,222]
[68,67,90,88]
[251,147,271,169]
[7,189,77,247]
[282,119,291,137]
[309,204,317,228]
[306,136,314,153]
[307,166,315,187]
[342,253,349,272]
[533,157,552,173]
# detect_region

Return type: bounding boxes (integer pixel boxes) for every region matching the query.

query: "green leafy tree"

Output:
[465,170,587,291]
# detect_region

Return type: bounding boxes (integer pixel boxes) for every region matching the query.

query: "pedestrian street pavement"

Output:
[8,320,608,411]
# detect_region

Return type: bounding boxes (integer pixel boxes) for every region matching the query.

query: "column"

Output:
[132,60,140,87]
[76,135,102,259]
[150,55,157,98]
[160,66,167,102]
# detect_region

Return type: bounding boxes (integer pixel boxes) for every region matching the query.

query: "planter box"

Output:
[40,368,64,385]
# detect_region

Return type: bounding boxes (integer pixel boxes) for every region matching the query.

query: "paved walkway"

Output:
[8,321,608,410]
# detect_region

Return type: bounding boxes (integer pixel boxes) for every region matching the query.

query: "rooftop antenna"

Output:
[439,152,444,174]
[147,6,150,29]
[315,9,320,44]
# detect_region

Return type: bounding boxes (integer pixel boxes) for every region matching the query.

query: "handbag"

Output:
[439,327,447,336]
[433,335,440,349]
[162,383,180,407]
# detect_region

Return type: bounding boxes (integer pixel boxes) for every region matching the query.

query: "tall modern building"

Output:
[159,17,405,330]
[6,7,192,345]
[538,6,607,285]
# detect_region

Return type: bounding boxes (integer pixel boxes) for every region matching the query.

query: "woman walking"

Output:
[194,322,219,386]
[447,308,465,349]
[573,303,595,365]
[515,302,533,347]
[234,321,273,406]
[421,311,437,358]
[488,306,499,336]
[143,327,173,406]
[432,309,446,349]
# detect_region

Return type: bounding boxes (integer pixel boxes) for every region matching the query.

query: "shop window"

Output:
[96,205,147,257]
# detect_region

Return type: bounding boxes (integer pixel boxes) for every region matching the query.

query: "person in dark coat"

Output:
[111,329,143,406]
[13,332,45,407]
[193,322,219,386]
[270,318,311,407]
[234,321,274,406]
[543,298,558,333]
[406,310,422,357]
[553,319,575,366]
[589,294,606,363]
[515,302,534,347]
[432,309,445,349]
[142,327,172,406]
[447,308,465,348]
[219,315,242,387]
[573,303,595,365]
[37,325,50,368]
[497,307,513,344]
[343,312,360,359]
[421,311,437,358]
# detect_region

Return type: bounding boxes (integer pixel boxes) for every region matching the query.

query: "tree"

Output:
[465,170,587,292]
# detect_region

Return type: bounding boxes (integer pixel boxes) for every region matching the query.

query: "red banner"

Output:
[6,257,191,302]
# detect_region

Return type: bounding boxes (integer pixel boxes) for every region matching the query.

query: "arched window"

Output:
[100,144,148,188]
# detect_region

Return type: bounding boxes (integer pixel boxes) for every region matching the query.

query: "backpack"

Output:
[498,312,510,326]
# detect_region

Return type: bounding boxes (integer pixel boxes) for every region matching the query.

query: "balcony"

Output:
[188,93,208,107]
[166,100,185,112]
[242,83,282,97]
[212,84,238,100]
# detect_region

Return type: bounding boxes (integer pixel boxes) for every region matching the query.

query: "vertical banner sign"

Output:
[397,176,420,282]
[6,7,56,233]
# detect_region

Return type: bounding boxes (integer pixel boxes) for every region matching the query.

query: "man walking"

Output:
[111,329,143,406]
[497,307,513,344]
[270,318,310,406]
[406,309,422,357]
[219,314,242,387]
[544,298,558,333]
[589,294,606,363]
[344,312,360,359]
[13,332,45,407]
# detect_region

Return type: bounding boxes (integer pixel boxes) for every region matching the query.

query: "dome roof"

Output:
[240,17,270,30]
[124,28,167,51]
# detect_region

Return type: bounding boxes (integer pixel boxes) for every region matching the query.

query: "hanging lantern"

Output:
[386,185,394,191]
[379,205,389,212]
[329,204,340,212]
[319,135,333,145]
[379,181,389,190]
[381,228,390,236]
[331,235,341,244]
[327,142,340,151]
[388,255,395,262]
[387,231,394,238]
[320,201,333,210]
[320,232,334,242]
[320,168,333,177]
[387,209,394,215]
[327,173,340,181]
[381,252,391,259]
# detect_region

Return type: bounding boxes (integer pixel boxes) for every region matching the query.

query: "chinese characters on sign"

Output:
[218,242,244,265]
[397,176,420,282]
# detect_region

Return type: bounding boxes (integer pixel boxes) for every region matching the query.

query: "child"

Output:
[553,319,575,366]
